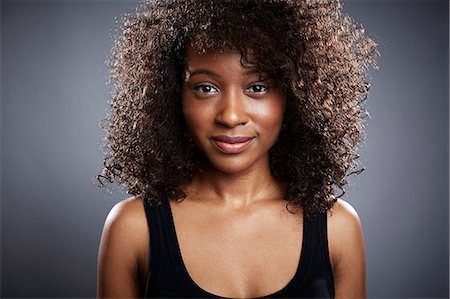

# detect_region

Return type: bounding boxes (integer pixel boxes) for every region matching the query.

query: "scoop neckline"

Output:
[164,198,308,298]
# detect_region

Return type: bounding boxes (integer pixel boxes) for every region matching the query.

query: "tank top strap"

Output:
[143,197,181,296]
[144,197,195,297]
[143,198,161,295]
[318,211,335,296]
[302,211,335,298]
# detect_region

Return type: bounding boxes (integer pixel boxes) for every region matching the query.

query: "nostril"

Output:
[215,94,250,127]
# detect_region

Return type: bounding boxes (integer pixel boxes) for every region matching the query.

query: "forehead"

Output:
[183,42,260,73]
[185,43,233,63]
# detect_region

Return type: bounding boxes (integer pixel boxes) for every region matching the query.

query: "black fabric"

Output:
[143,198,335,298]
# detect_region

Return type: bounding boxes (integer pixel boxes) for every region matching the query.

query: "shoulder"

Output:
[97,196,149,297]
[327,199,362,231]
[104,195,148,233]
[325,200,366,296]
[326,199,366,296]
[99,195,149,273]
[326,199,365,270]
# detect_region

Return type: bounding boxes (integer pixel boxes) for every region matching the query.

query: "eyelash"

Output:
[194,84,218,94]
[193,83,270,95]
[248,84,270,93]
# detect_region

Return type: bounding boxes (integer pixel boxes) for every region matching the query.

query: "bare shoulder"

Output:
[104,195,148,232]
[327,199,364,258]
[327,198,362,231]
[97,195,149,298]
[100,195,149,264]
[326,199,366,297]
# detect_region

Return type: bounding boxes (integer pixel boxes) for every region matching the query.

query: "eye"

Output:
[247,84,269,93]
[194,84,218,94]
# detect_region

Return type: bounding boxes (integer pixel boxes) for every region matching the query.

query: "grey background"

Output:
[1,0,448,298]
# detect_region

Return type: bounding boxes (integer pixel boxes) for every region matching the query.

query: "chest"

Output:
[169,201,304,298]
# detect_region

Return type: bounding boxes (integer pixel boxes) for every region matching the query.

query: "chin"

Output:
[205,155,266,175]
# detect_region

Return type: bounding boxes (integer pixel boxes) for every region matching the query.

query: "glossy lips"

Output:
[210,135,254,154]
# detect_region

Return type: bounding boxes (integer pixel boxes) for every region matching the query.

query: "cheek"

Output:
[181,96,211,135]
[253,100,286,131]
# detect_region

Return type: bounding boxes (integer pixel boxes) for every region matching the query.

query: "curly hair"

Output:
[98,0,377,219]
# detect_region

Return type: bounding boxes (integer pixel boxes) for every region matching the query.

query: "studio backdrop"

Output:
[1,0,448,298]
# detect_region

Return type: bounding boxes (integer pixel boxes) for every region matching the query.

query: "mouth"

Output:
[210,135,255,154]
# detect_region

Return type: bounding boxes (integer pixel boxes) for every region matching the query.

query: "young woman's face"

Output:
[182,45,286,175]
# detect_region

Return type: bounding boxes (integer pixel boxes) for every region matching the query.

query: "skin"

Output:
[97,45,366,298]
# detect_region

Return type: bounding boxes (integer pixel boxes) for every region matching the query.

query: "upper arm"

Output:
[327,199,366,299]
[97,196,149,299]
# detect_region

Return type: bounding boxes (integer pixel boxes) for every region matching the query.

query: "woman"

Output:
[97,0,377,297]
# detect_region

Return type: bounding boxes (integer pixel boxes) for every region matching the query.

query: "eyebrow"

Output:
[187,69,220,79]
[185,68,264,80]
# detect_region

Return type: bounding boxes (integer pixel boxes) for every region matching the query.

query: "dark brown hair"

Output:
[99,0,378,218]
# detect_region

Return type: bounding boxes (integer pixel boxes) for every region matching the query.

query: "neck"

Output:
[187,159,284,209]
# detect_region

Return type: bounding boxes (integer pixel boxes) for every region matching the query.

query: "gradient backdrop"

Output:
[1,0,448,298]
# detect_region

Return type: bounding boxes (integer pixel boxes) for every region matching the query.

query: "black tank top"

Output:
[142,198,335,298]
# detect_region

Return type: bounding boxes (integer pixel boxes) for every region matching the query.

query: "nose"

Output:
[215,89,249,128]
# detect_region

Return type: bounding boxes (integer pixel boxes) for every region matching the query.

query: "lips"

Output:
[210,135,254,154]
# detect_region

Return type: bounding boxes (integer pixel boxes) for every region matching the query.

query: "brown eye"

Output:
[194,84,218,94]
[248,84,269,93]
